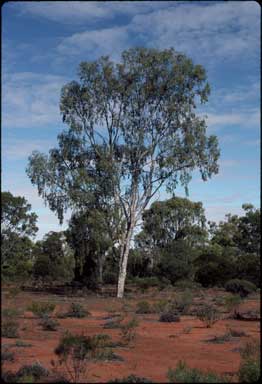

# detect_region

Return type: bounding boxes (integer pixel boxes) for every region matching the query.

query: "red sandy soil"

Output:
[1,287,260,383]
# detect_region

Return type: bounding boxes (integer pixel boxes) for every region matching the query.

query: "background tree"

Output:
[32,231,74,284]
[1,191,38,281]
[27,47,219,297]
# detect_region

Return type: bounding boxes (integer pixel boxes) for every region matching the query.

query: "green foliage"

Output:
[2,320,19,338]
[120,317,139,344]
[2,308,20,318]
[40,314,59,331]
[196,304,220,328]
[225,279,256,297]
[133,276,161,291]
[16,362,49,381]
[238,340,260,383]
[2,346,15,362]
[194,244,235,287]
[174,280,202,290]
[167,361,225,383]
[159,310,180,323]
[108,375,153,383]
[27,47,219,298]
[104,317,123,329]
[153,299,169,313]
[136,301,153,314]
[65,302,90,318]
[173,290,193,314]
[223,294,242,312]
[27,301,55,317]
[15,340,32,347]
[33,231,74,284]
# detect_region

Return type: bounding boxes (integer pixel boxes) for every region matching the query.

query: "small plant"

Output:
[27,301,55,317]
[173,290,193,314]
[153,299,169,313]
[225,279,256,298]
[1,346,15,362]
[136,301,153,314]
[159,308,180,323]
[120,317,139,345]
[223,294,242,312]
[40,314,59,331]
[2,308,20,318]
[196,304,220,328]
[94,348,124,362]
[108,374,153,383]
[182,326,192,334]
[53,331,94,383]
[206,332,232,344]
[65,302,90,318]
[104,316,124,329]
[167,361,226,383]
[2,320,19,338]
[15,340,32,347]
[238,340,260,382]
[16,362,49,381]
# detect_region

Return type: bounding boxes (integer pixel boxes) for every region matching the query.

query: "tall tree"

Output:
[27,47,219,297]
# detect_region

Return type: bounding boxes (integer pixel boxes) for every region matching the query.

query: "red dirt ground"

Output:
[1,287,260,383]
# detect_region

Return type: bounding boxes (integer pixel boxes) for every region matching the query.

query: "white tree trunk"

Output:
[117,221,135,298]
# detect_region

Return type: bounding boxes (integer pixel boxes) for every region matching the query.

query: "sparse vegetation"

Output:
[64,302,90,318]
[40,314,59,331]
[2,320,19,338]
[238,340,260,382]
[120,317,139,345]
[225,279,256,298]
[1,346,15,362]
[16,362,49,381]
[159,310,180,323]
[167,361,226,382]
[223,294,242,312]
[136,301,153,314]
[196,304,220,328]
[108,375,153,383]
[27,301,55,317]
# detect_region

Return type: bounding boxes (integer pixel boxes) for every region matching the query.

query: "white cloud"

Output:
[205,109,260,129]
[14,1,173,24]
[3,138,54,160]
[2,72,67,128]
[57,26,129,59]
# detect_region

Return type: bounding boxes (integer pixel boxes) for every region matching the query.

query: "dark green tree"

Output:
[27,48,219,297]
[1,191,38,265]
[33,231,74,283]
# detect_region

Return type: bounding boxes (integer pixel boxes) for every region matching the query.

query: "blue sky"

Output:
[2,1,260,239]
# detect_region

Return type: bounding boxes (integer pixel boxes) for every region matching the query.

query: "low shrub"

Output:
[65,302,90,318]
[153,299,169,313]
[2,308,20,318]
[238,340,260,382]
[134,277,161,291]
[15,340,32,347]
[16,362,49,380]
[225,279,256,298]
[159,310,180,323]
[1,346,15,362]
[136,301,153,314]
[2,320,19,338]
[108,374,153,383]
[173,290,193,314]
[40,314,59,331]
[206,332,232,344]
[53,332,94,383]
[27,301,55,317]
[167,361,226,383]
[94,348,124,362]
[104,316,124,329]
[120,317,139,345]
[196,304,220,328]
[223,294,242,312]
[174,280,202,290]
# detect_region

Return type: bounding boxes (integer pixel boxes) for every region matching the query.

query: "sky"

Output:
[2,1,260,240]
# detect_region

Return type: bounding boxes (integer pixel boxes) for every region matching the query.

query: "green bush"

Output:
[223,294,242,312]
[120,317,139,345]
[2,320,19,338]
[173,290,193,314]
[2,308,20,318]
[159,310,180,323]
[238,340,260,382]
[40,314,59,331]
[1,346,15,362]
[133,276,161,291]
[108,375,153,383]
[225,279,256,297]
[27,301,55,317]
[136,301,153,314]
[153,299,169,313]
[65,302,90,318]
[174,280,202,290]
[196,304,220,328]
[16,362,49,381]
[15,340,32,348]
[167,361,225,383]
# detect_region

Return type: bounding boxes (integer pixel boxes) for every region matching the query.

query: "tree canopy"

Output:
[27,47,219,297]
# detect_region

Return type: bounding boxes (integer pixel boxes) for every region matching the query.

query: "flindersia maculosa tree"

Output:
[27,47,220,298]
